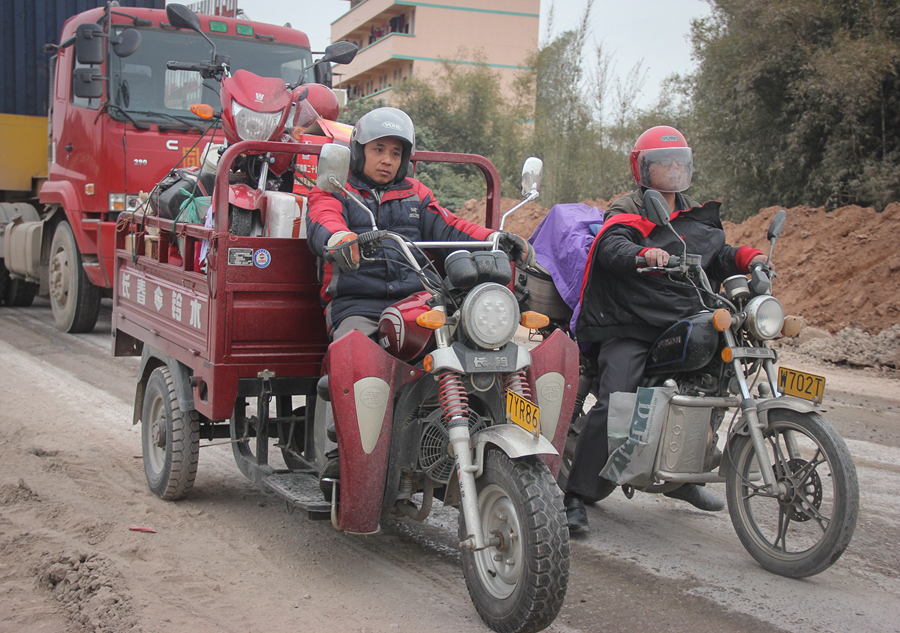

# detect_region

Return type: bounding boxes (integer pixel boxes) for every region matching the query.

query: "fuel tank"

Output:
[378,291,435,363]
[645,312,720,375]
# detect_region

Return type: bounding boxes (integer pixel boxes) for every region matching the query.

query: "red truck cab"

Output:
[2,4,321,333]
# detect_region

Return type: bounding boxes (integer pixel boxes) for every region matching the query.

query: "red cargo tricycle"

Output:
[113,140,578,633]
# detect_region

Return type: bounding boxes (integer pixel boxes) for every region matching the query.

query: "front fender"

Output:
[473,424,558,476]
[757,395,825,427]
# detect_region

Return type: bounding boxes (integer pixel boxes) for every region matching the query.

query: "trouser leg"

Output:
[565,337,650,499]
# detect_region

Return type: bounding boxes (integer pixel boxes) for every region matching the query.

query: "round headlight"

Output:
[746,295,785,340]
[459,283,520,349]
[232,100,283,141]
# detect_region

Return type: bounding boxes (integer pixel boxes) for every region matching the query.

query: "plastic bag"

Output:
[599,385,675,487]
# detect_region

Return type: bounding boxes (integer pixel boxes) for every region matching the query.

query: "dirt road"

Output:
[1,299,898,633]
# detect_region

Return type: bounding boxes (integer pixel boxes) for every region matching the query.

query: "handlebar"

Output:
[166,61,205,72]
[635,254,682,273]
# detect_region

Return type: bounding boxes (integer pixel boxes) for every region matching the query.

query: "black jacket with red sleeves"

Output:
[306,173,493,334]
[576,196,763,344]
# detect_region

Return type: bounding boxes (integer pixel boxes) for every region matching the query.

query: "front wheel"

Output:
[460,449,569,633]
[725,409,859,578]
[49,221,101,333]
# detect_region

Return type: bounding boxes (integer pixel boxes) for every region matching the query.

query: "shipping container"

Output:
[0,0,164,117]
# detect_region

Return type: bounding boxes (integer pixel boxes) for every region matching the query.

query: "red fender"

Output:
[525,329,581,477]
[323,330,424,534]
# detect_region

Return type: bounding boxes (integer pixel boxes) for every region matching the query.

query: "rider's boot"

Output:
[664,483,725,511]
[564,492,589,534]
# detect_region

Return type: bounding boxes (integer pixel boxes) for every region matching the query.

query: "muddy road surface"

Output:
[1,299,898,633]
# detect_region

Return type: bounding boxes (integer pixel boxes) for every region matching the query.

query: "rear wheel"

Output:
[5,277,38,307]
[141,366,200,500]
[0,261,10,305]
[49,221,101,333]
[725,409,858,577]
[460,449,569,633]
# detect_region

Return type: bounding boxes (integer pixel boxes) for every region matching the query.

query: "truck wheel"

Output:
[49,221,101,333]
[141,366,200,500]
[5,278,38,307]
[0,261,9,306]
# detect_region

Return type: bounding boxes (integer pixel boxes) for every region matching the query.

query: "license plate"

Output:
[506,390,541,436]
[778,367,826,403]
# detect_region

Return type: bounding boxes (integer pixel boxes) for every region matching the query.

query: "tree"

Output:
[688,0,900,218]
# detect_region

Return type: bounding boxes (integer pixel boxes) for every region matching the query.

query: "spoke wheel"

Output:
[460,449,569,633]
[141,367,200,500]
[725,409,859,578]
[49,221,101,333]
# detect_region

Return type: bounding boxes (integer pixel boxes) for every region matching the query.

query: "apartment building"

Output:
[331,0,540,104]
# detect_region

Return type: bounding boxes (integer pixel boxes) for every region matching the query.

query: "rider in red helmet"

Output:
[563,125,768,534]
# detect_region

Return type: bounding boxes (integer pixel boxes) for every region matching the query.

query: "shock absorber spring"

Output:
[438,371,469,426]
[504,370,533,401]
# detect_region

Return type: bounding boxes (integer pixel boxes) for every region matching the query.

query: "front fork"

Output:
[724,329,791,498]
[433,324,526,552]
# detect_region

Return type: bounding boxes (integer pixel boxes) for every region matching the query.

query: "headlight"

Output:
[746,295,785,340]
[232,100,283,141]
[460,283,520,349]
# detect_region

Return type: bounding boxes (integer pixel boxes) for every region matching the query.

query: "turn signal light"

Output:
[721,347,734,362]
[190,104,216,120]
[416,310,446,330]
[520,311,550,330]
[712,309,733,332]
[782,315,803,338]
[422,354,434,373]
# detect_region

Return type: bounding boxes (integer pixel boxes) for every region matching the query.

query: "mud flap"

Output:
[525,329,580,477]
[323,330,423,534]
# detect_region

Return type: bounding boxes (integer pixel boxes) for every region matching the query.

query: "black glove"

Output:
[497,231,535,269]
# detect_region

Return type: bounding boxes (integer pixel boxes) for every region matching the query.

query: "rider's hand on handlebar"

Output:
[327,231,360,273]
[643,248,670,267]
[749,254,773,274]
[497,232,536,269]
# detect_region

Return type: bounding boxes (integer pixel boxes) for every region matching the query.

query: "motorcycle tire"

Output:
[725,409,859,578]
[229,205,253,236]
[460,449,569,633]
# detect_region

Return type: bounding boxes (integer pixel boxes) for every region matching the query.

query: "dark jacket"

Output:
[307,173,493,333]
[577,192,762,343]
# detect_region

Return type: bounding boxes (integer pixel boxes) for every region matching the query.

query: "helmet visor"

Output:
[638,147,693,192]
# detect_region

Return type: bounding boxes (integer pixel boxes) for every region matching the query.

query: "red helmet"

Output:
[630,125,693,192]
[293,83,340,128]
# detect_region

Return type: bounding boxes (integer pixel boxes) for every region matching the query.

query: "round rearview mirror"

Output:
[316,144,351,194]
[520,157,542,197]
[111,28,141,58]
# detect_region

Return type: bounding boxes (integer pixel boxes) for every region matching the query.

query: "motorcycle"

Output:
[147,4,357,240]
[310,145,578,633]
[526,189,859,578]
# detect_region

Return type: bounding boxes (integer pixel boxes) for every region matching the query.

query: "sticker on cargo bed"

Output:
[253,249,271,268]
[228,248,253,266]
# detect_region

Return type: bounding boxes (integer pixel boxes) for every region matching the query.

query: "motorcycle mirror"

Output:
[642,189,671,226]
[166,4,202,32]
[767,209,786,241]
[320,41,358,66]
[111,28,141,58]
[316,144,351,194]
[520,157,543,197]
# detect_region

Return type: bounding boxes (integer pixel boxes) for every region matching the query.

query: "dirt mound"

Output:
[455,197,900,370]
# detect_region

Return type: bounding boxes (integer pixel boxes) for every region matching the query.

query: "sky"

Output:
[190,0,712,110]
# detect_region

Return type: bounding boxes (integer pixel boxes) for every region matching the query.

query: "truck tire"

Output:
[0,261,9,306]
[5,278,38,307]
[49,221,101,333]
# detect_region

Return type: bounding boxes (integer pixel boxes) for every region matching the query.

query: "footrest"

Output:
[263,472,331,520]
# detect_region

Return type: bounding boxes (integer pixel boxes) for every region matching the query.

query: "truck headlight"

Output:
[460,283,520,349]
[232,101,282,141]
[746,295,785,340]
